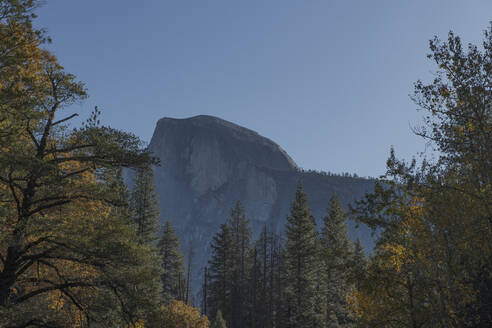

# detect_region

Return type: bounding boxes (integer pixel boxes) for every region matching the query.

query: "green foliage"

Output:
[158,220,185,304]
[152,300,210,328]
[283,181,318,328]
[242,225,285,328]
[349,238,366,292]
[350,24,492,327]
[227,201,251,328]
[204,191,358,328]
[320,195,354,327]
[211,309,227,328]
[207,222,234,323]
[131,164,160,244]
[0,1,161,326]
[207,201,252,328]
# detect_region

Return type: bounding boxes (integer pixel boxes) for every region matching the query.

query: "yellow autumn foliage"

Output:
[156,301,210,328]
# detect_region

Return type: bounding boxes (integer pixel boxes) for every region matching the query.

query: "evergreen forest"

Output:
[0,1,491,327]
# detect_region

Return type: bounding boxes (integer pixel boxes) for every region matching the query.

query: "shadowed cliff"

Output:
[147,115,375,296]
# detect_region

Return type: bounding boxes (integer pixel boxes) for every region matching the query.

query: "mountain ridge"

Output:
[145,115,375,296]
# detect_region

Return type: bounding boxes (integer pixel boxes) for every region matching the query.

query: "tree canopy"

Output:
[0,1,162,326]
[350,24,492,327]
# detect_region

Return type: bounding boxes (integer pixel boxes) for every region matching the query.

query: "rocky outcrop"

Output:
[147,115,375,295]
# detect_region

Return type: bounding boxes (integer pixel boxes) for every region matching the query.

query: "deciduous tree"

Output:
[351,24,492,327]
[0,1,161,325]
[155,300,210,328]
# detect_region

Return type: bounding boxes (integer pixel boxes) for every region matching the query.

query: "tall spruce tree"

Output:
[158,220,185,304]
[249,227,285,328]
[228,201,251,328]
[272,232,285,328]
[283,181,318,328]
[350,238,366,293]
[131,164,159,244]
[313,237,328,328]
[206,218,290,328]
[254,227,271,328]
[247,246,262,328]
[207,201,252,328]
[321,195,354,327]
[208,223,234,324]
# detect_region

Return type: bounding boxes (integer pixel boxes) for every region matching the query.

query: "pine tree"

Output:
[158,220,185,304]
[212,309,227,328]
[313,237,328,328]
[350,238,366,292]
[272,232,285,328]
[208,223,234,323]
[248,227,285,328]
[131,164,160,244]
[247,246,262,328]
[283,181,318,328]
[207,201,253,328]
[254,226,271,328]
[228,201,251,328]
[103,167,134,223]
[185,240,195,305]
[321,195,354,327]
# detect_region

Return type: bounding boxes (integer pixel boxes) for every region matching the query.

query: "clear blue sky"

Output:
[36,1,491,177]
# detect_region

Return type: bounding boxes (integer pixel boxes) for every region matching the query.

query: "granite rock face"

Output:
[147,115,375,296]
